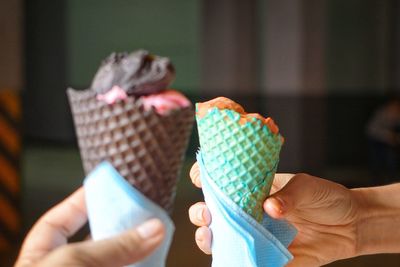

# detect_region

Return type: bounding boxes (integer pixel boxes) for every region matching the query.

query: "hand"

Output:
[188,162,361,266]
[15,187,165,267]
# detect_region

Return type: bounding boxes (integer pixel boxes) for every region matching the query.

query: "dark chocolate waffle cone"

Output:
[67,88,194,213]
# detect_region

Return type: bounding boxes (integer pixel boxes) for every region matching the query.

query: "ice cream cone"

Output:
[196,97,283,222]
[67,88,194,213]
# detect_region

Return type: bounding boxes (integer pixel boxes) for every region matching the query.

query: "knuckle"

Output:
[121,231,142,252]
[60,245,80,258]
[189,163,201,186]
[189,202,209,226]
[188,205,201,224]
[195,227,212,255]
[53,244,95,265]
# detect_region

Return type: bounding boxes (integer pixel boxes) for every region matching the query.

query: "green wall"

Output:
[66,0,201,93]
[326,0,390,93]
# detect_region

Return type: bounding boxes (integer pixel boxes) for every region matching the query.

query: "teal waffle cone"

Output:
[196,105,283,222]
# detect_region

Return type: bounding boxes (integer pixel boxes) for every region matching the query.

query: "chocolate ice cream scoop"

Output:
[91,50,175,96]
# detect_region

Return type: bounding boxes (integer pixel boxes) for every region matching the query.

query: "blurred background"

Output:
[1,0,400,266]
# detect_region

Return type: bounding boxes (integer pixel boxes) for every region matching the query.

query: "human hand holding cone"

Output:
[66,50,194,267]
[196,97,283,222]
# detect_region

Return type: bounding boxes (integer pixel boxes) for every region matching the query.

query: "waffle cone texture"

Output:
[67,88,194,213]
[196,106,283,222]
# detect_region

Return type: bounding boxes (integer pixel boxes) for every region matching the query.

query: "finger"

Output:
[263,174,318,218]
[38,218,165,267]
[195,226,212,255]
[188,202,211,226]
[16,187,87,265]
[270,173,294,194]
[190,162,202,188]
[264,173,320,219]
[264,174,308,219]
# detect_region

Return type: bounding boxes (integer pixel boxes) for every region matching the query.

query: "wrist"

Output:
[352,184,400,256]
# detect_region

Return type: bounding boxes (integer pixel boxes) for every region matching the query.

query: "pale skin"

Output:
[188,162,400,266]
[14,187,165,267]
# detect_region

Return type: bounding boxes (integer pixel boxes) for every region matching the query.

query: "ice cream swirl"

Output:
[91,49,175,96]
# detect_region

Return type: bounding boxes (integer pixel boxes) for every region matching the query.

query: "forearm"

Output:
[352,183,400,255]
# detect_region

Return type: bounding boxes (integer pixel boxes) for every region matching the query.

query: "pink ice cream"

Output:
[97,86,190,115]
[141,90,191,115]
[97,86,128,104]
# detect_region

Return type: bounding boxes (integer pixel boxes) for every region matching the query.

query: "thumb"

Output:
[264,173,324,219]
[66,218,165,267]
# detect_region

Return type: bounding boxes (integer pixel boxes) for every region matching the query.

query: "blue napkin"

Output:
[197,152,297,267]
[83,161,174,267]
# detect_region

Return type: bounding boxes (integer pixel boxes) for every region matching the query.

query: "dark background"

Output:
[23,0,400,174]
[2,0,400,266]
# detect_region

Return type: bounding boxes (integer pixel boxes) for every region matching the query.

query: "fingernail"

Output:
[137,219,163,239]
[190,164,199,179]
[266,197,285,214]
[195,233,203,242]
[197,208,204,221]
[195,227,205,242]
